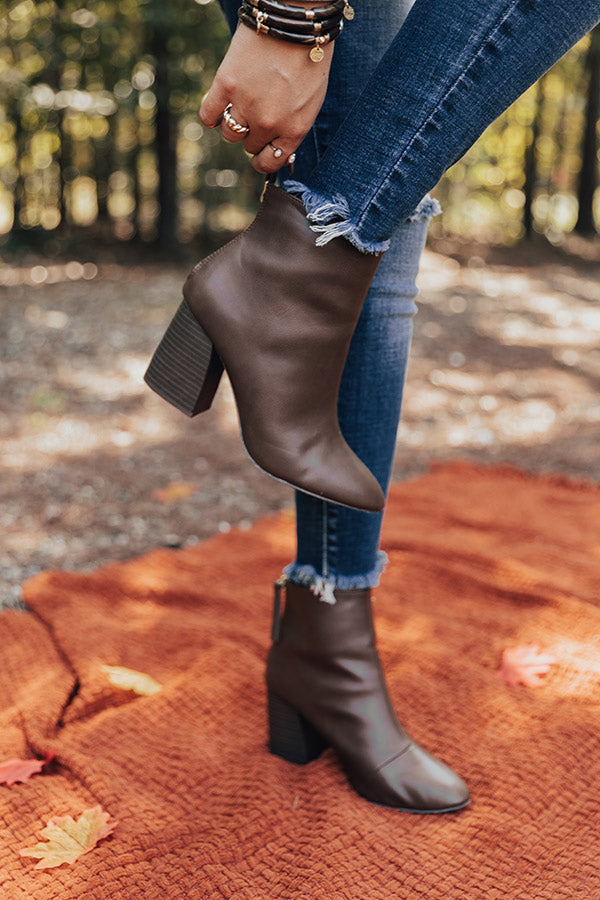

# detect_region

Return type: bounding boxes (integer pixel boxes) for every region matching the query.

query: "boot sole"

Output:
[357,792,471,815]
[267,689,470,815]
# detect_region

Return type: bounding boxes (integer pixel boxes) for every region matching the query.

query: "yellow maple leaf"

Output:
[151,481,196,503]
[100,664,162,696]
[19,805,117,869]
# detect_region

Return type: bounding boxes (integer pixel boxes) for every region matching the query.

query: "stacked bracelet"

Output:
[246,0,348,20]
[238,0,354,62]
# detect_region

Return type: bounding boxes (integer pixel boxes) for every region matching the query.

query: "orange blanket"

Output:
[2,462,599,898]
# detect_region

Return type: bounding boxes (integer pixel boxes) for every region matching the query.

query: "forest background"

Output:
[1,0,599,258]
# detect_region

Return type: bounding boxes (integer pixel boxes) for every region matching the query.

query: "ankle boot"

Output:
[144,180,385,513]
[266,580,470,814]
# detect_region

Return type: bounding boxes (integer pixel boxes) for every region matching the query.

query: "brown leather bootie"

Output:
[266,580,470,814]
[144,180,384,513]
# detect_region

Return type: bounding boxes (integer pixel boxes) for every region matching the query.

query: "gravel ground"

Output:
[1,236,599,609]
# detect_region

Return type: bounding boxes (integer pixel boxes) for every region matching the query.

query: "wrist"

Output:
[238,0,352,62]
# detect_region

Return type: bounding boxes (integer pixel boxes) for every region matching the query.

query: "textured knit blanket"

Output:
[1,462,599,899]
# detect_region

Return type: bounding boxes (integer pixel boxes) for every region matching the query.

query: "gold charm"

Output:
[310,44,325,62]
[343,3,355,20]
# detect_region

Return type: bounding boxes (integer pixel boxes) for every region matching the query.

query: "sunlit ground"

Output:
[0,239,599,607]
[401,245,600,460]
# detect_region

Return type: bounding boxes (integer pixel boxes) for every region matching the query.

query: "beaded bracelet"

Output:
[238,0,354,61]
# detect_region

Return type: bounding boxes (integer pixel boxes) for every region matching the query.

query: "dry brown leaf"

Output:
[101,664,162,695]
[151,481,196,503]
[19,805,117,869]
[496,643,557,687]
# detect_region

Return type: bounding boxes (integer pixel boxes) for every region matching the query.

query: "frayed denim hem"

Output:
[283,551,388,604]
[282,179,440,253]
[407,195,441,221]
[282,179,390,255]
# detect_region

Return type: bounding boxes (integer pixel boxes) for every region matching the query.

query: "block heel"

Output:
[144,300,224,417]
[267,690,329,765]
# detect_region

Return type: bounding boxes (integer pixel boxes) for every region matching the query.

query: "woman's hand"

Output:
[199,23,334,173]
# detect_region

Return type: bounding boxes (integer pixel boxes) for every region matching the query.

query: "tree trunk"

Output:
[11,102,25,231]
[48,0,67,225]
[575,25,600,236]
[523,78,544,240]
[148,3,178,249]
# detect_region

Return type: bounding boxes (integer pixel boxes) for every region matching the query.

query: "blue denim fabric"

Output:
[283,0,600,253]
[215,0,599,597]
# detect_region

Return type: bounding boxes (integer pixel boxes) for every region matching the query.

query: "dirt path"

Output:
[1,238,599,608]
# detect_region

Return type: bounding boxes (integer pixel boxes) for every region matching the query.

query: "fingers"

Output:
[242,128,277,156]
[201,94,251,146]
[251,141,298,175]
[199,79,229,130]
[219,106,251,145]
[199,77,300,166]
[200,73,255,145]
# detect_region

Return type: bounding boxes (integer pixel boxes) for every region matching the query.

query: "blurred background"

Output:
[1,0,599,252]
[1,1,599,607]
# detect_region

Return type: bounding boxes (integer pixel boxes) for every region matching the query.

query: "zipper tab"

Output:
[272,575,287,643]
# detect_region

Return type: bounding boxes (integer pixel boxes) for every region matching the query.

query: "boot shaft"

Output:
[270,579,378,655]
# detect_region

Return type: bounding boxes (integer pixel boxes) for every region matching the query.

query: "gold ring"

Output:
[222,103,250,135]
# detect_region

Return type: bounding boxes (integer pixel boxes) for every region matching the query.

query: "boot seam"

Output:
[188,182,300,278]
[374,741,415,774]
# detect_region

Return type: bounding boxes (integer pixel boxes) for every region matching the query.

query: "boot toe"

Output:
[352,742,470,814]
[332,472,385,512]
[307,451,385,512]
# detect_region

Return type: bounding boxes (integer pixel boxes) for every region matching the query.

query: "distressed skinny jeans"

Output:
[217,0,600,600]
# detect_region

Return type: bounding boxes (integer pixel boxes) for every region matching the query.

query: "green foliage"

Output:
[0,2,596,250]
[433,32,597,244]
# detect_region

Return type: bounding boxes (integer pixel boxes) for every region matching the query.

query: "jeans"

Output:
[285,0,600,254]
[217,0,600,600]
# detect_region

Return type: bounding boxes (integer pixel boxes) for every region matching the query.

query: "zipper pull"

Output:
[272,575,287,643]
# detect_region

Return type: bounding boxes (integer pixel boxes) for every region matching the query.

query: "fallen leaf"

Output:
[100,664,161,695]
[0,751,55,786]
[151,481,196,503]
[19,805,117,869]
[496,644,557,687]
